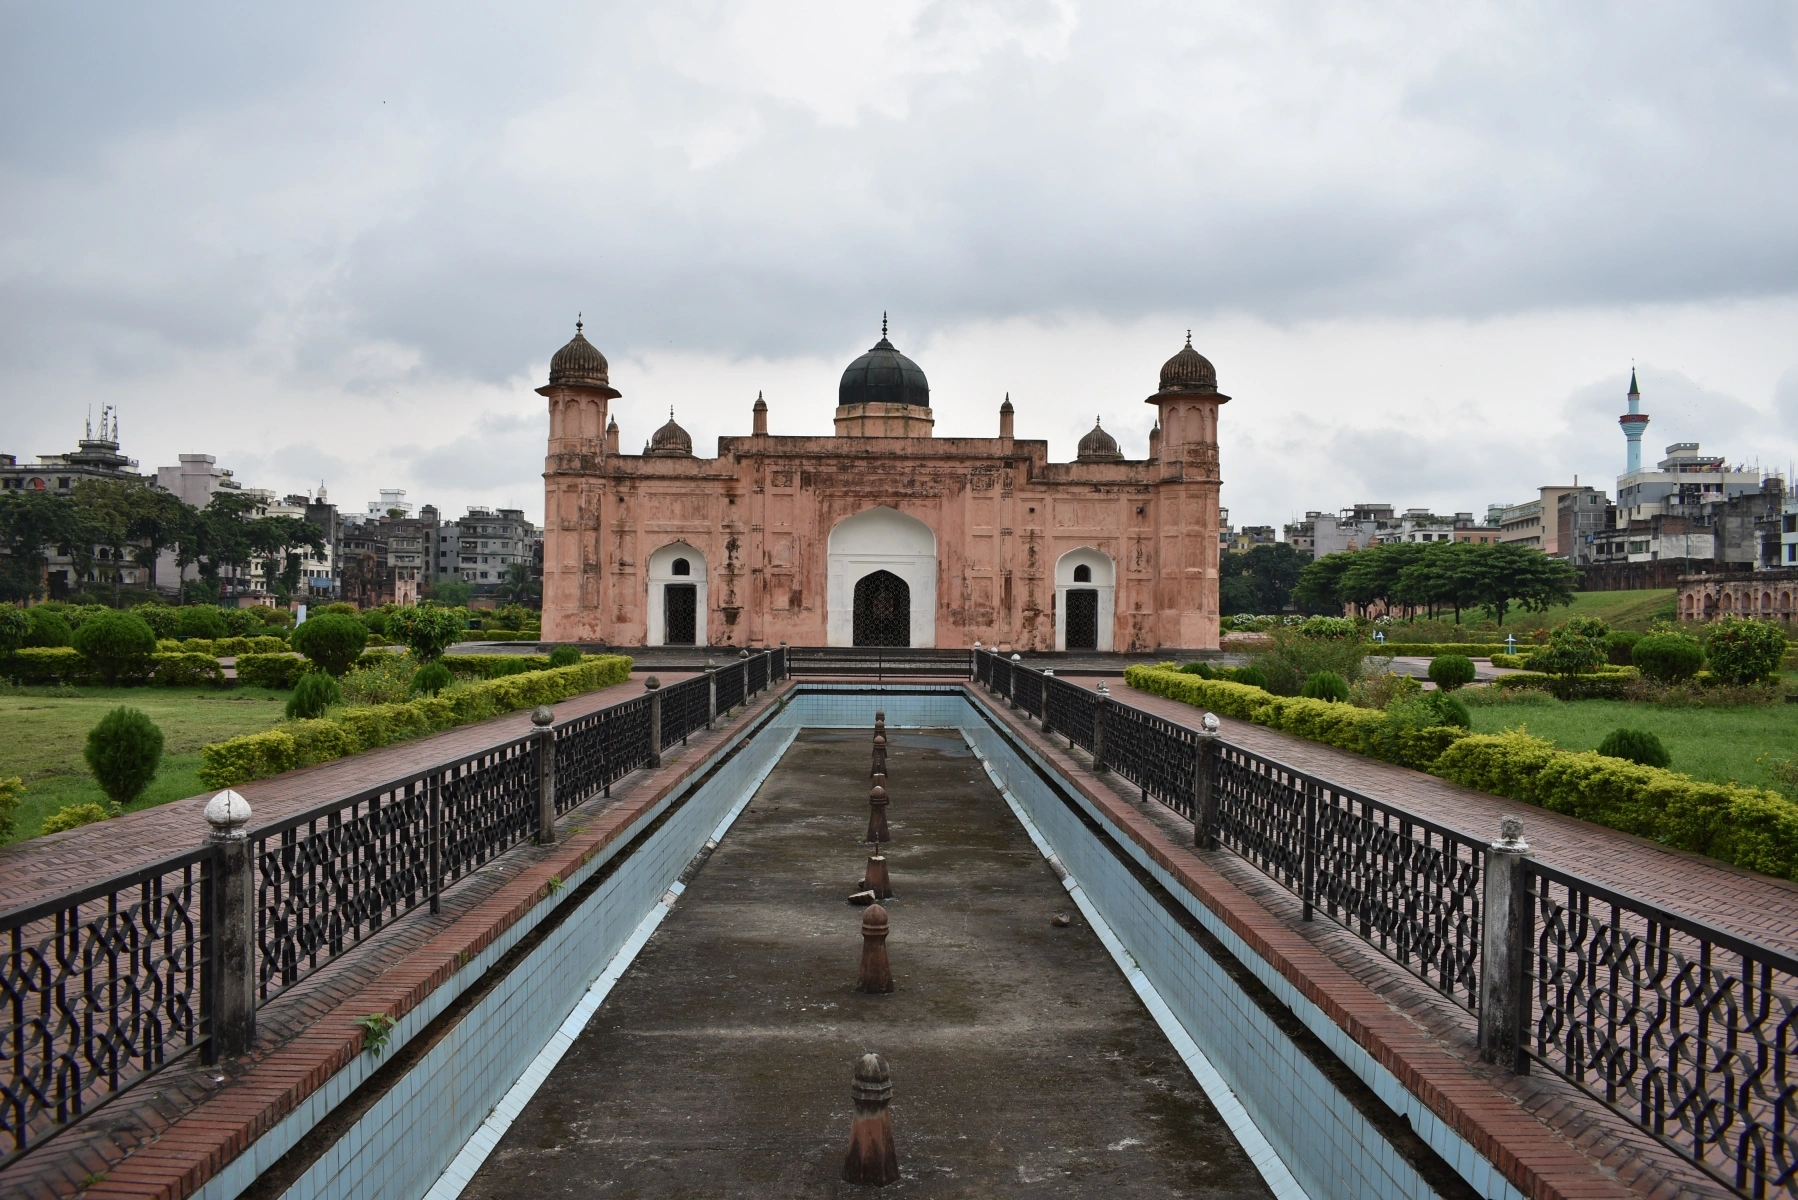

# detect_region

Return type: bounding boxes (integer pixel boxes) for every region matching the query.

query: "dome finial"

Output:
[1185,329,1192,346]
[576,312,583,333]
[882,311,888,338]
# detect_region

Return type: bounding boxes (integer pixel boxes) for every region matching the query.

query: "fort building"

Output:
[539,319,1227,652]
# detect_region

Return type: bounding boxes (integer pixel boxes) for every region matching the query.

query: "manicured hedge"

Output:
[1369,643,1512,658]
[1128,664,1798,881]
[3,646,86,683]
[454,630,543,643]
[236,653,308,689]
[149,652,226,688]
[198,655,634,787]
[155,635,288,657]
[443,654,552,678]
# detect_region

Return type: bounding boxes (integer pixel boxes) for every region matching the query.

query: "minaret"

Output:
[1619,368,1649,475]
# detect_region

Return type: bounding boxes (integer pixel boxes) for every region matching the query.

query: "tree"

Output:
[70,478,140,603]
[85,707,164,807]
[387,604,464,663]
[0,606,28,655]
[73,609,157,685]
[245,514,326,601]
[0,490,95,601]
[1292,553,1356,615]
[1337,542,1425,616]
[1219,543,1307,615]
[428,579,472,606]
[291,612,369,676]
[494,561,541,607]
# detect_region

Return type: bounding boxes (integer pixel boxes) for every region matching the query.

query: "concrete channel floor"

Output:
[461,728,1274,1198]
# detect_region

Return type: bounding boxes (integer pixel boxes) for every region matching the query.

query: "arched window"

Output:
[672,558,690,576]
[1073,564,1092,583]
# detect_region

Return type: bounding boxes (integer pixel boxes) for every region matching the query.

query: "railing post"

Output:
[1478,817,1532,1074]
[1040,670,1054,735]
[972,642,983,688]
[1301,779,1317,921]
[705,658,718,728]
[429,772,442,914]
[532,705,557,845]
[204,789,256,1060]
[1008,653,1021,709]
[1193,712,1219,849]
[1091,683,1110,773]
[645,676,663,769]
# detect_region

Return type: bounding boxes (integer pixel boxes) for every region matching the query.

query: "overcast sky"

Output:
[3,2,1795,529]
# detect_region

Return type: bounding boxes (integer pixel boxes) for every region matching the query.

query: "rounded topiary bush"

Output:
[1605,630,1643,666]
[1428,654,1476,691]
[84,706,164,807]
[548,645,582,669]
[42,802,114,834]
[0,606,28,654]
[1300,671,1350,702]
[410,661,453,696]
[286,671,342,719]
[1596,727,1671,768]
[1632,634,1704,683]
[1702,617,1787,685]
[291,613,369,676]
[176,605,229,640]
[73,609,157,685]
[361,610,389,637]
[23,606,74,648]
[1230,665,1268,690]
[132,603,179,638]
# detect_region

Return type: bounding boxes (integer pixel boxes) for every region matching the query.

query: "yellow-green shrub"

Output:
[2,646,86,683]
[198,655,634,786]
[149,652,226,687]
[42,802,114,834]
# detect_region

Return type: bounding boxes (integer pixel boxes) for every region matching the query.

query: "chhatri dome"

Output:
[547,317,618,395]
[646,407,693,457]
[838,314,930,409]
[1076,417,1124,462]
[1156,331,1217,394]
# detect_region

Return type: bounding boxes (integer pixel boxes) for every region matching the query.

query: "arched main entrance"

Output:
[853,571,911,646]
[827,506,937,648]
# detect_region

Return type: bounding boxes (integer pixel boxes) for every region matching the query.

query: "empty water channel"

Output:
[283,687,1504,1200]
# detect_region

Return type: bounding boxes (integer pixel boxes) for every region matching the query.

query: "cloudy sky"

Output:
[3,2,1795,529]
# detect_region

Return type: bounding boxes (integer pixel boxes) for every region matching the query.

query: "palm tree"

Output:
[495,561,541,607]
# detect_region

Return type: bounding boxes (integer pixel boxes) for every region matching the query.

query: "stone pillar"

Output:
[857,904,893,994]
[532,705,557,845]
[1192,712,1220,849]
[644,676,662,770]
[205,790,256,1061]
[1478,817,1532,1073]
[1091,683,1111,773]
[1040,669,1054,736]
[705,659,717,729]
[841,1052,900,1186]
[1008,652,1021,709]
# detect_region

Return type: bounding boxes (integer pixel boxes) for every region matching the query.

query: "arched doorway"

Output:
[853,571,911,646]
[827,506,937,647]
[1054,547,1115,651]
[646,542,707,647]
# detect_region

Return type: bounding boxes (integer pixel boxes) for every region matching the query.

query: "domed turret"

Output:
[835,314,935,436]
[1076,417,1124,462]
[1156,331,1217,395]
[646,408,693,457]
[547,318,618,394]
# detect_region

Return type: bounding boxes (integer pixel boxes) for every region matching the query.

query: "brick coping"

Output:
[966,683,1722,1200]
[1,681,791,1200]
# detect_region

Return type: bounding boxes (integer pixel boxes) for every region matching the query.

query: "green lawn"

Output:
[1,686,291,845]
[1500,588,1676,633]
[1469,697,1796,791]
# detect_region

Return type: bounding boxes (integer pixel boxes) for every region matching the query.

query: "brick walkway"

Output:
[0,672,692,914]
[1091,675,1798,956]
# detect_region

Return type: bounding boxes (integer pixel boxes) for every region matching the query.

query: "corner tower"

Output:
[1146,332,1229,650]
[541,318,622,642]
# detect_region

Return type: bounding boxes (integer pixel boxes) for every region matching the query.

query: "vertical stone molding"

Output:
[204,789,256,1060]
[1478,817,1532,1073]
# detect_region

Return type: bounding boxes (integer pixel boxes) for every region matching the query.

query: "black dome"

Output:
[839,320,929,409]
[646,408,693,457]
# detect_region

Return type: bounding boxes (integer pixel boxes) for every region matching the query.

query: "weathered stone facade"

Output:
[1677,569,1798,623]
[540,322,1226,652]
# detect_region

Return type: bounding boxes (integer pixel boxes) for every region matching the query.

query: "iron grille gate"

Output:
[664,584,697,645]
[853,570,910,647]
[1064,588,1099,649]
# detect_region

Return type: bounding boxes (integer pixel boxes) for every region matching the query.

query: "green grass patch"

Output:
[1,686,291,844]
[1469,697,1793,791]
[1504,588,1676,633]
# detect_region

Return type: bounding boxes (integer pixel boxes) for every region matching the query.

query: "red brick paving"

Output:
[1096,674,1798,955]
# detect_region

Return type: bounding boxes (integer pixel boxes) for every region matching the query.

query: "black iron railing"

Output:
[969,648,1791,1196]
[1529,865,1798,1196]
[1,653,790,1167]
[1,850,211,1166]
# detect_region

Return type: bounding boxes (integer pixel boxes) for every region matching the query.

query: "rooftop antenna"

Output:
[85,405,92,439]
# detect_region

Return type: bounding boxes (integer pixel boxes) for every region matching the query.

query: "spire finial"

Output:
[576,311,583,334]
[669,405,675,420]
[882,311,888,338]
[1185,329,1192,346]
